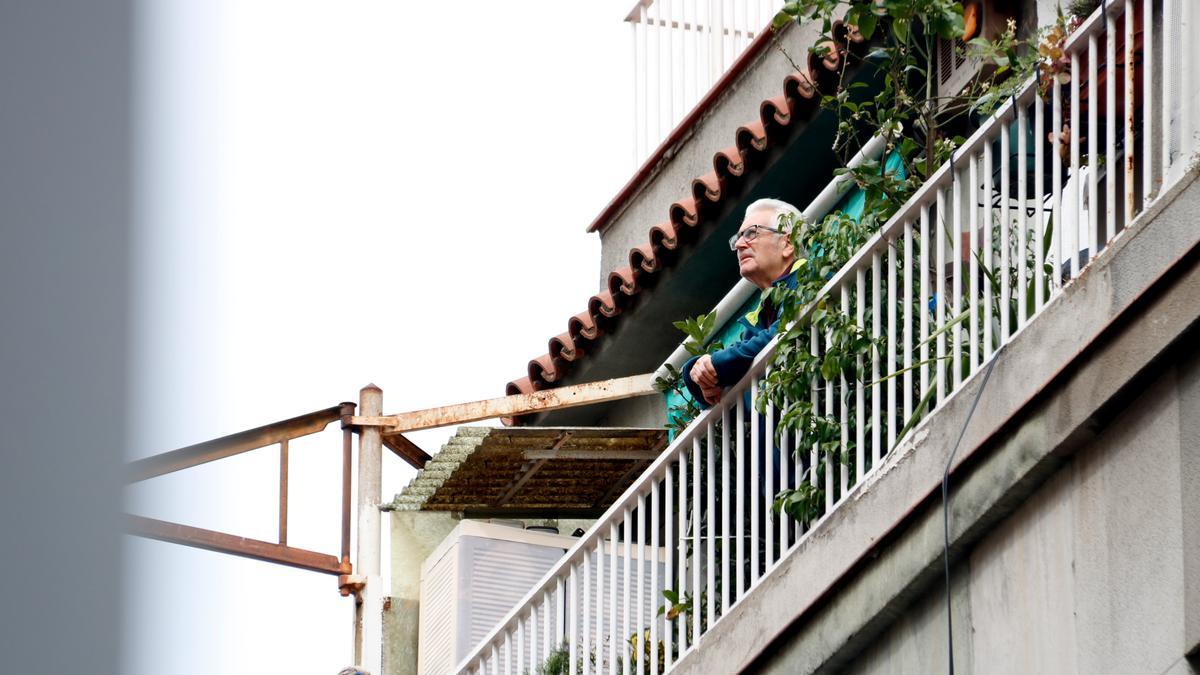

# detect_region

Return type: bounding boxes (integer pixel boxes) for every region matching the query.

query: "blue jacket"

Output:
[682,262,802,407]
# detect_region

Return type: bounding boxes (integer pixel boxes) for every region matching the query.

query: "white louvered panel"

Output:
[462,537,566,659]
[418,537,460,675]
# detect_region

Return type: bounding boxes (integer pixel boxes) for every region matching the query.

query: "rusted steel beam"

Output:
[126,514,349,576]
[360,374,657,434]
[278,440,289,546]
[126,404,349,483]
[382,433,431,469]
[340,402,355,567]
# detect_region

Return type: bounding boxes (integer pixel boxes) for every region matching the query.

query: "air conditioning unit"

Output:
[418,519,668,674]
[418,520,574,675]
[935,3,1008,105]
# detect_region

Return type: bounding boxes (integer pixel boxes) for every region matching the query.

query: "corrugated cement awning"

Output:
[390,426,668,518]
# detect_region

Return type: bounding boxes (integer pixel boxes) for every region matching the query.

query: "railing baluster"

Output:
[886,236,896,455]
[706,421,716,626]
[1034,88,1046,309]
[735,393,745,603]
[1124,0,1135,224]
[582,547,591,675]
[1000,118,1011,340]
[650,0,661,144]
[1164,0,1174,179]
[610,521,619,671]
[969,152,979,373]
[568,566,577,675]
[825,316,834,512]
[556,577,565,653]
[936,187,947,405]
[778,396,790,548]
[531,604,538,672]
[600,533,609,667]
[983,138,994,358]
[1070,50,1081,279]
[637,493,646,675]
[1017,103,1028,327]
[650,480,660,675]
[855,269,866,484]
[516,612,524,674]
[639,4,649,163]
[903,219,914,424]
[840,287,850,498]
[750,377,760,583]
[765,378,775,568]
[663,463,673,669]
[720,405,731,615]
[693,0,702,109]
[623,507,632,675]
[1088,34,1099,265]
[667,0,675,133]
[1180,0,1192,165]
[919,205,930,405]
[871,253,881,470]
[1142,0,1153,204]
[690,436,700,645]
[1105,8,1117,247]
[631,9,641,166]
[675,452,687,655]
[1052,81,1064,292]
[952,165,963,390]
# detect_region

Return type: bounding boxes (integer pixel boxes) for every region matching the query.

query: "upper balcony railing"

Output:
[626,0,783,166]
[460,2,1196,672]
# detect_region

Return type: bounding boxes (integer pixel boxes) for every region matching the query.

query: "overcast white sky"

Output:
[123,2,635,672]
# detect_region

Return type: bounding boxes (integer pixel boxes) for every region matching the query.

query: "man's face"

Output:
[735,208,795,289]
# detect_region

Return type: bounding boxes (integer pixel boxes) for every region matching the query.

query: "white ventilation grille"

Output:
[418,521,575,674]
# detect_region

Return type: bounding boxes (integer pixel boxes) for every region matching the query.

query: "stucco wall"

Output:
[846,350,1199,675]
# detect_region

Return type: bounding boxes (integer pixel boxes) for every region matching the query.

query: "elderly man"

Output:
[682,198,803,407]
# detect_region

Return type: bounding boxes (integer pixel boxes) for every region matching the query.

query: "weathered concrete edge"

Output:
[670,167,1200,675]
[1181,338,1200,660]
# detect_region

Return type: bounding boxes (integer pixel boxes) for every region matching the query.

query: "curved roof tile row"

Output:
[506,18,868,404]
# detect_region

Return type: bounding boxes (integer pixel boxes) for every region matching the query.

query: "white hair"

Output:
[744,198,802,230]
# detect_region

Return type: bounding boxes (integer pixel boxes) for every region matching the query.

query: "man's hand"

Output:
[691,354,721,405]
[690,354,719,389]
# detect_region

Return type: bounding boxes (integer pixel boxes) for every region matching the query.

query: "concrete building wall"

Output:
[846,352,1198,675]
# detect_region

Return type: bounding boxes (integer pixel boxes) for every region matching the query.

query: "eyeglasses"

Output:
[728,224,784,250]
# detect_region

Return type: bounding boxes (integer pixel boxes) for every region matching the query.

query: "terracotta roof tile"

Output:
[505,15,872,415]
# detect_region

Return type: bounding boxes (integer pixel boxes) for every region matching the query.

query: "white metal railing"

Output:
[459,2,1196,673]
[626,0,783,166]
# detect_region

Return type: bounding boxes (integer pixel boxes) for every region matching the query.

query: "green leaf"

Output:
[857,12,878,39]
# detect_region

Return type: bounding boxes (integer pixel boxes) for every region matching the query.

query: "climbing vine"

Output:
[657,0,1095,522]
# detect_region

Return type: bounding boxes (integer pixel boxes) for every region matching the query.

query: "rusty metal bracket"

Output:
[338,574,367,598]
